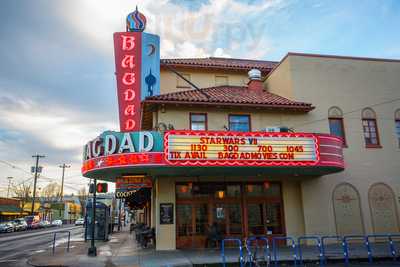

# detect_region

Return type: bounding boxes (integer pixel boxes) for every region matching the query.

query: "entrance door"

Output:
[176,203,208,248]
[212,202,243,237]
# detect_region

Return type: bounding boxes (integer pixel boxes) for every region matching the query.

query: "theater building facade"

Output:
[82,10,400,251]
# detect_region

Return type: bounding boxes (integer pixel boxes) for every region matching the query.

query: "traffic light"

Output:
[96,183,108,193]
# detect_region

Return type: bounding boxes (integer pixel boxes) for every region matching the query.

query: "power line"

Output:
[290,97,400,129]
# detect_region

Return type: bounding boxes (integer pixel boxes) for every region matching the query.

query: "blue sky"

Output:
[0,0,399,195]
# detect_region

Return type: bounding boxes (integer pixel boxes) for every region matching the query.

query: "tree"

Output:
[77,187,88,217]
[41,182,61,201]
[12,182,32,213]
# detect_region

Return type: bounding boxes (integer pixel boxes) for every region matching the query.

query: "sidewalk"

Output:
[27,228,397,267]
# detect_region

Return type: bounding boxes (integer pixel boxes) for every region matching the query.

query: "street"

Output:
[0,225,84,267]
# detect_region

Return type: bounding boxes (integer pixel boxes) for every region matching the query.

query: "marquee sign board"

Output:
[164,131,319,166]
[116,176,152,190]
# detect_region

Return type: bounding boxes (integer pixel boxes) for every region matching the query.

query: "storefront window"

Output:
[266,203,283,234]
[195,204,208,235]
[227,185,241,197]
[248,203,264,235]
[229,115,250,132]
[246,184,263,196]
[228,204,242,234]
[176,185,192,198]
[177,204,192,236]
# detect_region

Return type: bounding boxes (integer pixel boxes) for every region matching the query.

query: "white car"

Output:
[75,218,84,226]
[51,220,63,227]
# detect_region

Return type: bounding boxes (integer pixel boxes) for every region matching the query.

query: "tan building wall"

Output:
[155,177,176,250]
[156,106,296,132]
[160,68,249,94]
[266,54,400,236]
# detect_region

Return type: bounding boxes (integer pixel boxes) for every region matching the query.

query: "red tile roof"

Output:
[144,86,313,111]
[161,57,277,72]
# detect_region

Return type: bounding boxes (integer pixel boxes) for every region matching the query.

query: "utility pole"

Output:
[6,177,13,198]
[31,154,45,215]
[59,164,71,200]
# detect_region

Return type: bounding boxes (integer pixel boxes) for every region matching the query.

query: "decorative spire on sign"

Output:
[126,6,147,32]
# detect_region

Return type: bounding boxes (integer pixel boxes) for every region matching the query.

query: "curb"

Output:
[27,258,68,267]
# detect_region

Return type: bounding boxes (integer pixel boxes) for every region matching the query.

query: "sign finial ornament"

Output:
[126,6,147,32]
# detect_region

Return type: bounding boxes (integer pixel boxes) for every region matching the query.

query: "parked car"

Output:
[75,218,84,226]
[39,220,51,228]
[51,220,63,227]
[0,222,14,233]
[13,219,28,231]
[25,216,40,230]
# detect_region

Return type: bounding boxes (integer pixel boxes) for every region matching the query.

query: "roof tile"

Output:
[161,57,277,72]
[145,86,313,111]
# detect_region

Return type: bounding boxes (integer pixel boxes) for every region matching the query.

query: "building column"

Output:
[155,177,176,250]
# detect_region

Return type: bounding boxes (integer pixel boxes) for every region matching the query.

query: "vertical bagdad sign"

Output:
[113,7,160,132]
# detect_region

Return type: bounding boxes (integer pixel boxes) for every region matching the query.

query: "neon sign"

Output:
[113,8,159,132]
[164,131,320,166]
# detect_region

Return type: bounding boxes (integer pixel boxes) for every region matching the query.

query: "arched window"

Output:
[395,109,400,147]
[362,108,381,148]
[328,107,346,146]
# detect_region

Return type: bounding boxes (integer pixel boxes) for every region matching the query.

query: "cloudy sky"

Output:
[0,0,399,196]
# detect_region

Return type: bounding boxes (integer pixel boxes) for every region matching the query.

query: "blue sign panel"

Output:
[141,32,160,100]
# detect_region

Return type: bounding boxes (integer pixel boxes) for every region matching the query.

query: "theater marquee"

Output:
[164,131,320,166]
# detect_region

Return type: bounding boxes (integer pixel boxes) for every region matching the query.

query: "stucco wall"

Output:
[265,57,294,99]
[157,106,295,132]
[160,68,249,94]
[267,55,400,236]
[155,177,176,250]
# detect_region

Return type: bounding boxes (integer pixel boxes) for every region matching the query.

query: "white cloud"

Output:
[0,95,115,151]
[58,0,289,58]
[213,48,231,58]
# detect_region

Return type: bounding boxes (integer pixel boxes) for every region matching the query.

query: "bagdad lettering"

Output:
[83,131,155,160]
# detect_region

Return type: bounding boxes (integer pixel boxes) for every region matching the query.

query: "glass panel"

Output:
[228,204,242,234]
[329,119,344,138]
[176,185,192,198]
[194,204,208,235]
[213,204,226,235]
[246,184,263,196]
[371,138,378,144]
[363,120,368,126]
[265,203,282,234]
[264,183,281,197]
[227,185,241,197]
[177,204,192,236]
[229,115,250,132]
[247,203,265,235]
[191,122,205,130]
[191,114,206,122]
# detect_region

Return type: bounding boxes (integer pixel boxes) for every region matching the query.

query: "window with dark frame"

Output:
[229,115,250,132]
[361,108,380,147]
[190,113,207,130]
[396,119,400,148]
[395,110,400,148]
[328,107,347,147]
[329,118,347,146]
